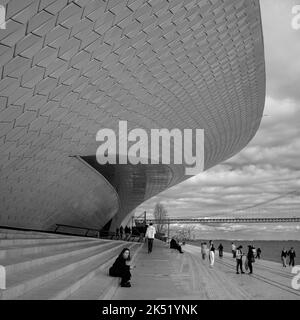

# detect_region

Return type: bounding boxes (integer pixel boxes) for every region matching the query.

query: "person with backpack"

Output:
[236,245,245,274]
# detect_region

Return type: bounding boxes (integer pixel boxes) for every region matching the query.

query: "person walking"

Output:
[218,243,223,258]
[209,241,215,268]
[232,242,236,258]
[145,222,156,253]
[288,247,296,267]
[236,245,245,274]
[256,248,262,259]
[281,248,288,267]
[109,248,135,287]
[201,242,207,260]
[119,226,124,240]
[247,245,255,274]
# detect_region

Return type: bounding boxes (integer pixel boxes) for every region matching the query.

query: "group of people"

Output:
[231,242,261,274]
[281,247,296,267]
[200,241,216,267]
[115,226,132,240]
[235,245,256,274]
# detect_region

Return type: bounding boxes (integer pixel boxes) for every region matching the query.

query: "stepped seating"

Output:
[0,229,142,300]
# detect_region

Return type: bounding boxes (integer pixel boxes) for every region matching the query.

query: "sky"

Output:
[136,0,300,240]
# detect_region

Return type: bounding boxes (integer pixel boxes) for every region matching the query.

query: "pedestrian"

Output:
[124,226,130,240]
[288,247,296,267]
[170,237,184,253]
[281,248,288,267]
[232,242,236,258]
[236,245,245,274]
[247,245,255,274]
[115,228,119,240]
[109,248,135,287]
[145,222,156,253]
[119,226,124,240]
[252,246,256,258]
[256,248,262,259]
[201,242,207,260]
[218,243,223,258]
[209,240,215,267]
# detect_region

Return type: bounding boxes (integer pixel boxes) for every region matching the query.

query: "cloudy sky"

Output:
[136,0,300,240]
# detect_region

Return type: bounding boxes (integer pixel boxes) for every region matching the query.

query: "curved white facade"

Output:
[0,0,265,231]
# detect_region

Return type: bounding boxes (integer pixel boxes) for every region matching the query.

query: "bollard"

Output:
[0,265,6,289]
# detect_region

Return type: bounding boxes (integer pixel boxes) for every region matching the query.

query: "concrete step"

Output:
[0,241,129,299]
[0,239,102,259]
[0,229,73,239]
[1,240,112,275]
[0,236,95,247]
[17,243,142,300]
[70,243,143,300]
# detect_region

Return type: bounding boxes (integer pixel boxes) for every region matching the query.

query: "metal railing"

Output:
[54,224,115,238]
[54,224,143,241]
[134,217,300,224]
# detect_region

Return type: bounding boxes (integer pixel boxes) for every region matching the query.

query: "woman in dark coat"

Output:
[170,238,183,253]
[109,248,133,287]
[247,245,255,274]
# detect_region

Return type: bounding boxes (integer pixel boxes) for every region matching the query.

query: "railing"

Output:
[54,224,116,239]
[54,224,143,241]
[135,217,300,224]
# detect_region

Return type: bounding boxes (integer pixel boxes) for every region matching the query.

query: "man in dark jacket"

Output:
[288,247,296,267]
[247,245,255,274]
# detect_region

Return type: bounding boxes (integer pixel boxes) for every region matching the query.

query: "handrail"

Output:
[54,224,116,238]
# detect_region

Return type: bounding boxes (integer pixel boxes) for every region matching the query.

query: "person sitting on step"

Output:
[109,248,135,287]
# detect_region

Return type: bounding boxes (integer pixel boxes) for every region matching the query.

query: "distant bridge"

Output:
[134,217,300,224]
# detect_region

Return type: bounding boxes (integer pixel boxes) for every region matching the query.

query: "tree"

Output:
[153,203,168,234]
[174,224,196,241]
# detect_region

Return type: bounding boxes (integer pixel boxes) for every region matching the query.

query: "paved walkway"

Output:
[112,241,300,300]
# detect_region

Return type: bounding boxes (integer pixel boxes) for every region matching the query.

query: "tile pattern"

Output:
[0,0,265,230]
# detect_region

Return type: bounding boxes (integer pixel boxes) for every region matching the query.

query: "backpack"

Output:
[236,249,242,259]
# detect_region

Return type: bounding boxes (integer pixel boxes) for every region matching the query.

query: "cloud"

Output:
[136,0,300,240]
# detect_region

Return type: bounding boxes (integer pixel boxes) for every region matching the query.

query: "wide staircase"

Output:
[0,228,142,300]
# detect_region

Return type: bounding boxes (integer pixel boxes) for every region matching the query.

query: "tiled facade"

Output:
[0,0,265,231]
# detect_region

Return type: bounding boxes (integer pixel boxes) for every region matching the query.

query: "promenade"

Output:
[112,241,300,300]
